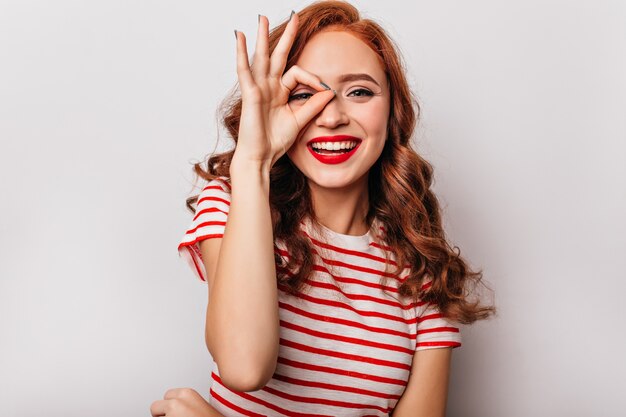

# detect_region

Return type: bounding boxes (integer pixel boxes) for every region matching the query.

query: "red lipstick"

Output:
[306,135,362,165]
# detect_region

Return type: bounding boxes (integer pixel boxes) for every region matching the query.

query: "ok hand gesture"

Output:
[232,11,335,170]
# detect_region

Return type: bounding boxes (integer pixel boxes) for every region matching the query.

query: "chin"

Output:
[305,169,368,190]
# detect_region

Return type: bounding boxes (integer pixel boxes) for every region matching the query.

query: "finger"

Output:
[280,64,328,93]
[235,31,255,90]
[163,387,185,399]
[293,89,336,128]
[251,15,270,78]
[149,399,169,416]
[269,11,298,77]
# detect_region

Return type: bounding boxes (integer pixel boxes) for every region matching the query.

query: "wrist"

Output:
[229,155,272,190]
[231,151,272,173]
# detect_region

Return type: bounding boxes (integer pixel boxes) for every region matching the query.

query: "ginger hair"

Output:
[186,0,494,324]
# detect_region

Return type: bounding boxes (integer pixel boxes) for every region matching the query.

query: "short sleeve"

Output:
[177,176,231,283]
[414,301,462,351]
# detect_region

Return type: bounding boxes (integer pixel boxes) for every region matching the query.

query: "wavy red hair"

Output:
[186,0,494,324]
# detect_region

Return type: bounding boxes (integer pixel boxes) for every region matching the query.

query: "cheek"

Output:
[353,100,389,133]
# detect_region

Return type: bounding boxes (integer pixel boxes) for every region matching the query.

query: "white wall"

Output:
[1,1,624,416]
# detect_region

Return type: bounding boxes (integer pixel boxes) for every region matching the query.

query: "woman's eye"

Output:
[348,88,374,97]
[288,92,313,102]
[289,88,374,102]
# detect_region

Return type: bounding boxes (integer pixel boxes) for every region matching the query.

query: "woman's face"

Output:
[286,30,390,191]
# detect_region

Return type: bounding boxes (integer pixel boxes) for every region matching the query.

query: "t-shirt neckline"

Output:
[305,216,376,251]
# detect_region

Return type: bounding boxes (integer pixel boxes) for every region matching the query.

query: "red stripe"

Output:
[279,301,412,339]
[178,234,224,251]
[313,249,399,279]
[281,320,415,355]
[278,356,407,386]
[278,284,419,325]
[370,241,392,251]
[185,220,227,235]
[312,249,404,280]
[416,341,461,348]
[315,265,400,292]
[216,177,232,191]
[202,177,231,192]
[201,184,226,192]
[417,312,443,323]
[272,373,401,400]
[276,261,400,294]
[209,388,265,417]
[278,235,416,288]
[274,249,408,292]
[183,246,205,282]
[212,373,332,417]
[192,206,228,221]
[261,384,390,414]
[280,338,411,370]
[303,279,420,311]
[416,326,459,335]
[275,247,403,281]
[198,195,231,207]
[300,229,397,266]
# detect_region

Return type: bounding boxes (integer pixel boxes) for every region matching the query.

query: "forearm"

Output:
[206,156,280,391]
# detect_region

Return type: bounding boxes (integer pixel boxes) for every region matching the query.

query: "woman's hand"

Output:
[233,12,336,170]
[150,388,223,417]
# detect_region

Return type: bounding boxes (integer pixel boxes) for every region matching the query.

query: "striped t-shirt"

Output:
[178,176,461,416]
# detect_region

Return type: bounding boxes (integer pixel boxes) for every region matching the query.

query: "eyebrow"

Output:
[337,73,381,88]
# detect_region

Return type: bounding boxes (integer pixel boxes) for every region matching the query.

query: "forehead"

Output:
[295,30,387,86]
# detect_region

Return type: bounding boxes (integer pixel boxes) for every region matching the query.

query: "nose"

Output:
[314,94,349,128]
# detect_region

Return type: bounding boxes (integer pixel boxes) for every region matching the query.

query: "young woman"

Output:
[151,1,493,416]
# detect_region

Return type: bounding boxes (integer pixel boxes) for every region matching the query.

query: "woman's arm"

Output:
[199,11,334,393]
[202,164,279,393]
[391,348,453,417]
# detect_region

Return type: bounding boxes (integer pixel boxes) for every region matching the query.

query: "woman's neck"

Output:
[308,175,370,236]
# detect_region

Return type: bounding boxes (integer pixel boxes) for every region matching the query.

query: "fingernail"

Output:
[320,82,331,90]
[258,14,261,23]
[289,10,295,21]
[234,29,237,40]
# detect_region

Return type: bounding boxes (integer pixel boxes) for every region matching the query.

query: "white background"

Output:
[1,1,624,416]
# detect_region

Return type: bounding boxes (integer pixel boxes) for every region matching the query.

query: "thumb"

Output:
[292,89,336,128]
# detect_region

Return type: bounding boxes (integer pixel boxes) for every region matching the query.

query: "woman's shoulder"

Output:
[190,176,232,217]
[195,176,231,203]
[204,175,231,193]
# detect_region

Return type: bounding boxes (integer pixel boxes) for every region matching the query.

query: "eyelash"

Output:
[288,88,374,101]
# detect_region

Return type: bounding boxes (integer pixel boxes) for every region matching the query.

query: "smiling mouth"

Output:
[309,141,360,155]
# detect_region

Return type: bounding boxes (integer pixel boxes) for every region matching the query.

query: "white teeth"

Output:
[311,141,357,150]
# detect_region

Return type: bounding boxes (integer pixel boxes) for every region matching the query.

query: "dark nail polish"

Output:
[258,14,261,23]
[234,29,237,40]
[320,82,331,90]
[289,10,295,21]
